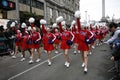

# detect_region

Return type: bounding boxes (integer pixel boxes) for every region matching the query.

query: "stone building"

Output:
[0,0,79,26]
[44,0,79,26]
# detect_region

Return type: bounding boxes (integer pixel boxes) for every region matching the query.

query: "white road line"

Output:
[8,53,63,80]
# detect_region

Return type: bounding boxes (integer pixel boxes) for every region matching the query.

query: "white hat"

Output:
[74,11,81,18]
[40,19,47,24]
[10,22,16,27]
[56,16,64,23]
[29,17,35,23]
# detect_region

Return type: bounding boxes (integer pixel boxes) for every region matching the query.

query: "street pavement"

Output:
[0,37,115,80]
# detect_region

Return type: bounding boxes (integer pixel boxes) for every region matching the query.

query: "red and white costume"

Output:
[15,30,22,46]
[54,31,61,44]
[31,31,41,49]
[21,32,31,50]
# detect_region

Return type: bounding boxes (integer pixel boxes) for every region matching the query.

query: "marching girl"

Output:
[52,23,61,54]
[20,30,31,62]
[12,30,22,58]
[56,16,74,68]
[87,25,96,55]
[95,25,101,46]
[71,20,79,55]
[75,11,94,73]
[29,27,41,64]
[40,19,56,66]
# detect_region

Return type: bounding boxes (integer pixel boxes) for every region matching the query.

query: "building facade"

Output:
[0,0,79,26]
[44,0,79,26]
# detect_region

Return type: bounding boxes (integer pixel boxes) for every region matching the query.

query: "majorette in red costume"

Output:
[40,19,56,51]
[52,23,61,44]
[15,30,22,46]
[56,16,74,50]
[31,27,41,49]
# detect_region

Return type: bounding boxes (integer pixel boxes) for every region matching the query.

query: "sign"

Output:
[0,0,16,10]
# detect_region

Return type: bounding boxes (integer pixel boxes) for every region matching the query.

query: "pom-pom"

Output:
[26,39,32,45]
[66,40,73,45]
[61,21,66,26]
[74,11,81,18]
[56,16,64,23]
[48,39,54,44]
[52,23,57,28]
[40,19,47,24]
[33,40,40,44]
[29,17,35,23]
[85,37,96,44]
[71,20,76,25]
[10,22,16,27]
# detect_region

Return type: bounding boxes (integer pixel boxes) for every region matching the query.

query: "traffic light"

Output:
[0,0,16,10]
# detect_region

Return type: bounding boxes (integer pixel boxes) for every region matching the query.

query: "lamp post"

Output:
[85,11,87,24]
[30,0,32,13]
[16,0,20,21]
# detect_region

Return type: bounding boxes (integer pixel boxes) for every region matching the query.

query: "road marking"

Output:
[8,53,63,80]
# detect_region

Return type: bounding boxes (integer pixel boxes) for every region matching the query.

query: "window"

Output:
[68,15,71,20]
[64,13,66,19]
[36,1,44,10]
[19,0,27,4]
[50,8,53,18]
[56,10,59,17]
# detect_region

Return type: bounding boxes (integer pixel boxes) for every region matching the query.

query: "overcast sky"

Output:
[80,0,120,21]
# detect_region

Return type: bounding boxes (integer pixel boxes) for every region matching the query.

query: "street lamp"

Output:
[85,11,87,24]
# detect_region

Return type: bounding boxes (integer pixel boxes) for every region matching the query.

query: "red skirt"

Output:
[44,43,54,51]
[54,39,60,44]
[31,43,40,49]
[21,43,30,50]
[78,41,89,51]
[74,37,78,43]
[15,42,22,46]
[60,40,70,50]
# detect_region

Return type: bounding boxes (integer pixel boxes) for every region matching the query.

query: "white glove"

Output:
[86,39,89,42]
